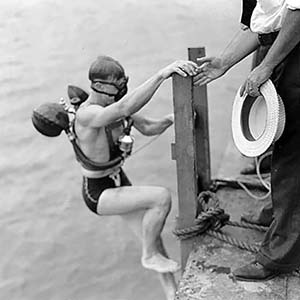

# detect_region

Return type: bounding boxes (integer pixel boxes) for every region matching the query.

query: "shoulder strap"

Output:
[71,138,123,171]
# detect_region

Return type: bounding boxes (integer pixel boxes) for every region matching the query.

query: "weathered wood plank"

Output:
[172,47,211,267]
[188,47,211,192]
[172,73,198,267]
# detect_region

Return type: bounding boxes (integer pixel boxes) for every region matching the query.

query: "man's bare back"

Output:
[75,103,124,164]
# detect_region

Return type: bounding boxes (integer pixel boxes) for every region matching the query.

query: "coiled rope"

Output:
[237,151,272,201]
[174,191,268,253]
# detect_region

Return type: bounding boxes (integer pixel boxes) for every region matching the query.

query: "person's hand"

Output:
[159,60,199,79]
[193,56,228,86]
[240,64,273,97]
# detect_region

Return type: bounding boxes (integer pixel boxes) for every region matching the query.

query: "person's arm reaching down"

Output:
[240,7,300,96]
[194,28,259,86]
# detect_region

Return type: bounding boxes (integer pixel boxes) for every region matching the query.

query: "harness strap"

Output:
[109,168,121,187]
[71,139,123,171]
[71,122,123,171]
[69,118,133,172]
[105,124,121,160]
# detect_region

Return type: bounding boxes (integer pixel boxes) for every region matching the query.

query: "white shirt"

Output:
[251,0,300,33]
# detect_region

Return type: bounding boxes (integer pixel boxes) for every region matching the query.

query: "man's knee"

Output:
[155,187,172,212]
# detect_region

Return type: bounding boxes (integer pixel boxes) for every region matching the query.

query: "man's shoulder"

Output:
[78,103,105,112]
[74,104,105,129]
[76,103,104,118]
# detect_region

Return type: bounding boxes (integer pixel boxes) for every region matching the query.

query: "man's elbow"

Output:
[118,102,132,118]
[135,123,154,135]
[142,129,154,136]
[142,125,163,136]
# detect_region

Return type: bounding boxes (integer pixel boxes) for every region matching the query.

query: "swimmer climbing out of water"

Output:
[74,56,198,300]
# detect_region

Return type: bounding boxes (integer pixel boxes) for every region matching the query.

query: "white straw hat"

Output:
[231,79,285,157]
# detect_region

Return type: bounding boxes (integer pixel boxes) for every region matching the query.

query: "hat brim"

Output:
[231,80,285,157]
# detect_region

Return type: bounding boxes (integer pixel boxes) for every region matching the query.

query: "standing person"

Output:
[239,0,273,176]
[75,56,198,299]
[194,0,300,281]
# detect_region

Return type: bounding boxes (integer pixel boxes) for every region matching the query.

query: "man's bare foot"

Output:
[141,253,181,273]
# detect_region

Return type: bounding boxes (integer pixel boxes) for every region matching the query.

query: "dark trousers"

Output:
[256,42,300,272]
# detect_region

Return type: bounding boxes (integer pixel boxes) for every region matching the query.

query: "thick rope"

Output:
[173,191,267,253]
[207,230,260,253]
[228,220,267,232]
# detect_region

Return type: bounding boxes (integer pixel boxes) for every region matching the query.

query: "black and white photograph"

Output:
[2,0,300,299]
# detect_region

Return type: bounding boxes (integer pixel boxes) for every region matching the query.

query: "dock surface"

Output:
[175,142,300,300]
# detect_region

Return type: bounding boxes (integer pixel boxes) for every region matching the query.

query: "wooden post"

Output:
[172,47,211,267]
[188,48,211,192]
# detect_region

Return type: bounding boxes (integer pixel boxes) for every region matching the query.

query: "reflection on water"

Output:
[1,1,242,299]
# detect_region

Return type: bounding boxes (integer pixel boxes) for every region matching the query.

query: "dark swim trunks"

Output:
[82,169,131,214]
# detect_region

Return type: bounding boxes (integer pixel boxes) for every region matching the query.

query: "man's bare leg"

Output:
[98,185,180,273]
[121,211,177,300]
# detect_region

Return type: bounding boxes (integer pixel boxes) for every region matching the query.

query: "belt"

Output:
[80,164,122,179]
[258,31,279,46]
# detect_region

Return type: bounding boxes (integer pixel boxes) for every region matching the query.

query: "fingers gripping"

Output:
[173,60,198,77]
[240,78,261,97]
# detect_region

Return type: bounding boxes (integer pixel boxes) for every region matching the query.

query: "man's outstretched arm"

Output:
[79,60,198,128]
[194,28,259,86]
